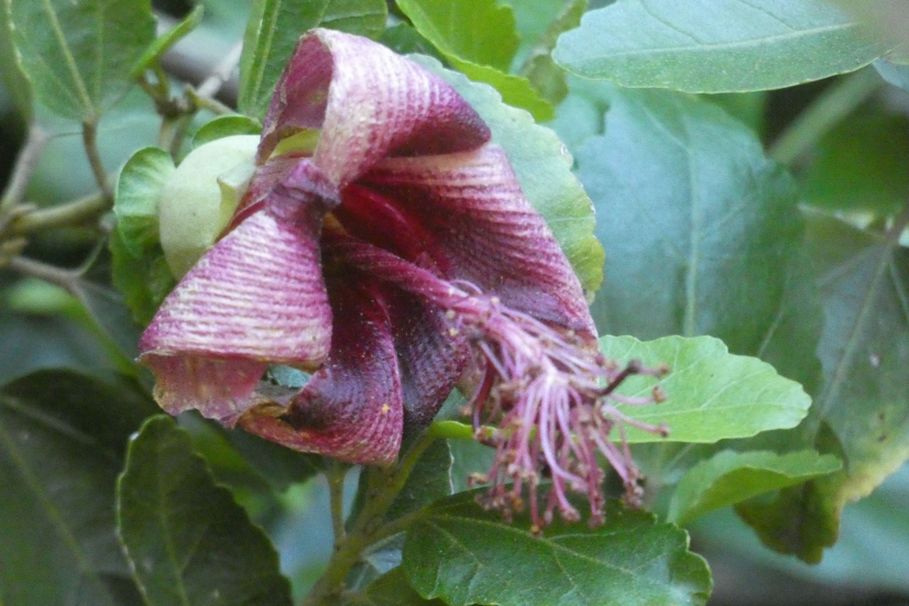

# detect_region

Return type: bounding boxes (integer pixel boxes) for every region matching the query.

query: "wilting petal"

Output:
[258,28,490,187]
[141,356,266,424]
[240,278,404,465]
[360,144,595,336]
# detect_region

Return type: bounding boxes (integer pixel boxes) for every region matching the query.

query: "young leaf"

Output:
[0,370,155,606]
[402,495,712,606]
[575,87,803,355]
[6,0,156,121]
[667,450,842,526]
[131,5,205,77]
[110,231,175,326]
[412,55,604,294]
[553,0,891,93]
[238,0,387,118]
[397,0,553,120]
[117,416,292,606]
[114,147,175,256]
[600,335,812,443]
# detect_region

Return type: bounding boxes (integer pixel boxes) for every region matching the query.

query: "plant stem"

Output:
[5,255,80,289]
[302,431,438,606]
[0,126,48,215]
[9,192,108,234]
[327,462,348,544]
[769,68,882,166]
[82,121,113,200]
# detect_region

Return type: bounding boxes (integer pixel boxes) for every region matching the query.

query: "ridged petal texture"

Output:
[140,29,595,465]
[361,146,594,336]
[240,279,404,464]
[259,28,491,187]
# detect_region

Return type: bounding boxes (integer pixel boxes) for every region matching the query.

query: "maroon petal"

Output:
[360,144,595,336]
[240,278,404,465]
[384,285,469,429]
[258,28,490,187]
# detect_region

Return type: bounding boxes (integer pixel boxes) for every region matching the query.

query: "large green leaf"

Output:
[0,370,155,606]
[117,416,292,606]
[600,335,812,443]
[739,209,909,562]
[667,450,841,525]
[575,87,803,355]
[402,494,712,606]
[238,0,387,118]
[412,55,604,294]
[553,0,891,93]
[6,0,155,121]
[397,0,553,120]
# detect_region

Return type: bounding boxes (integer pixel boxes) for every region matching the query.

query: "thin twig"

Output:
[82,121,113,200]
[327,462,349,545]
[9,192,109,234]
[5,255,80,289]
[0,126,49,215]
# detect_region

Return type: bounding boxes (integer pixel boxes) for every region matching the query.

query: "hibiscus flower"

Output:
[139,29,666,529]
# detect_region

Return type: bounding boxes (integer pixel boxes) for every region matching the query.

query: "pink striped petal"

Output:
[258,29,490,188]
[239,279,403,465]
[359,144,595,337]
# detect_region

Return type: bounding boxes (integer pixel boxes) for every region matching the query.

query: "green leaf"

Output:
[397,0,553,120]
[110,230,175,326]
[396,0,518,70]
[403,495,712,606]
[117,416,292,606]
[192,114,262,147]
[6,0,156,121]
[738,209,909,562]
[380,23,443,59]
[238,0,387,118]
[553,0,891,93]
[357,568,444,606]
[388,440,453,520]
[0,1,31,118]
[507,0,587,105]
[412,54,604,294]
[667,450,842,525]
[802,113,909,217]
[114,147,175,256]
[131,5,205,77]
[0,370,155,606]
[575,87,803,355]
[600,335,812,443]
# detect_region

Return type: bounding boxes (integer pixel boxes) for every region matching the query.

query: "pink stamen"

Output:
[330,234,669,530]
